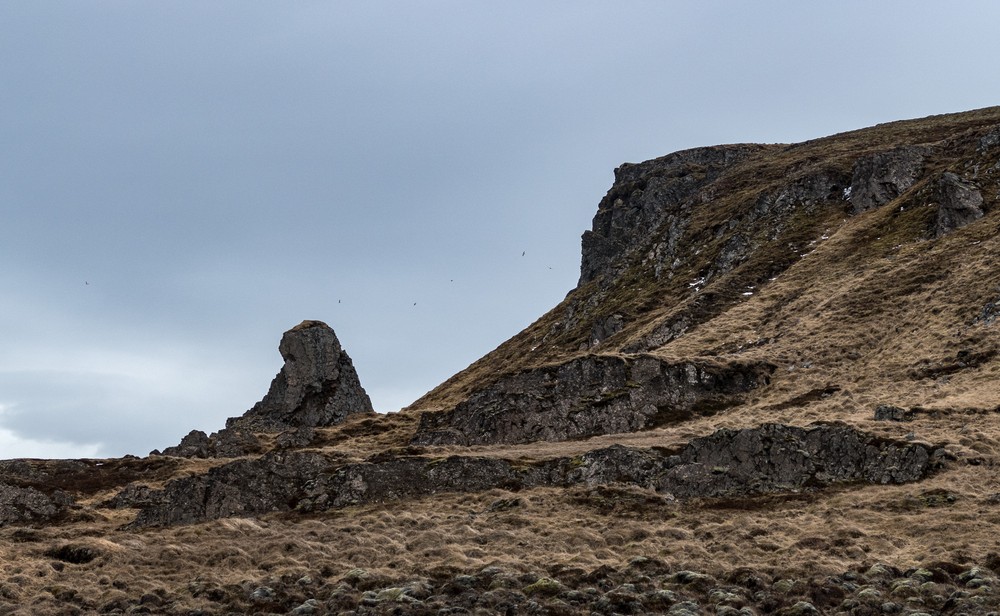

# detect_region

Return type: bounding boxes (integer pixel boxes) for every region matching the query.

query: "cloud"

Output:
[2,2,1000,460]
[0,403,102,460]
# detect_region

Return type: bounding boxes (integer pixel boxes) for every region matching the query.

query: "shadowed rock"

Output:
[128,451,331,527]
[849,146,928,214]
[232,320,375,432]
[0,482,72,526]
[579,145,767,285]
[124,423,944,527]
[411,354,774,446]
[933,172,985,237]
[158,321,373,458]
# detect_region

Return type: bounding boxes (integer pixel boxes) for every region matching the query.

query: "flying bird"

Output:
[522,251,525,256]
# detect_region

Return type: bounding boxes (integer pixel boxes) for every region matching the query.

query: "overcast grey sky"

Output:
[3,2,999,458]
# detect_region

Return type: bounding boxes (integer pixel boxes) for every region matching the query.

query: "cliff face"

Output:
[408,107,1000,449]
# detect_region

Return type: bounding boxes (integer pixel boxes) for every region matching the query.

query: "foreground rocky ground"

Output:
[4,107,1000,614]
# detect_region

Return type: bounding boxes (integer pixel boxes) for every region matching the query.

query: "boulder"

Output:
[874,404,910,421]
[0,482,72,526]
[933,172,985,237]
[849,146,928,214]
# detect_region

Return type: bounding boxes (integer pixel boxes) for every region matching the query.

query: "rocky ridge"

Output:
[124,422,944,527]
[412,355,774,446]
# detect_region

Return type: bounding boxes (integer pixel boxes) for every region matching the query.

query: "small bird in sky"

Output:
[522,251,525,256]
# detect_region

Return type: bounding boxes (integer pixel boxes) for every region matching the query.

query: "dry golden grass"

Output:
[5,447,1000,613]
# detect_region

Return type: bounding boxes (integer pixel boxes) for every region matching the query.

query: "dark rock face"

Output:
[0,482,71,526]
[322,456,541,509]
[933,172,985,237]
[849,146,928,214]
[124,423,942,527]
[128,451,331,527]
[589,313,624,347]
[979,125,1000,153]
[233,320,374,432]
[655,423,935,497]
[411,355,774,446]
[159,428,263,459]
[579,145,766,285]
[158,321,373,458]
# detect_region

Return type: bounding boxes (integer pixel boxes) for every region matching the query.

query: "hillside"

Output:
[3,107,1000,615]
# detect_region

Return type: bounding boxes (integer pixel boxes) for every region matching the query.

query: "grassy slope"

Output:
[3,107,1000,613]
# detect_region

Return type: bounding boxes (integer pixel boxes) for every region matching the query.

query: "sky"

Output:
[2,2,1000,459]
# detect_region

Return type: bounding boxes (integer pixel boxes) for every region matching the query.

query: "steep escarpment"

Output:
[409,107,1000,450]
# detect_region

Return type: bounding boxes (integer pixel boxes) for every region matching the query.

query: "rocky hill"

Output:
[3,107,1000,615]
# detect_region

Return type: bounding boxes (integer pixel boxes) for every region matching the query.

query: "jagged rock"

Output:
[274,426,317,450]
[589,313,624,347]
[933,172,985,237]
[412,354,774,446]
[105,483,164,509]
[0,482,72,526]
[979,126,1000,153]
[161,430,211,457]
[231,320,374,431]
[849,146,928,214]
[323,455,536,509]
[127,423,941,526]
[580,145,766,285]
[128,451,330,527]
[157,321,373,457]
[974,296,1000,326]
[159,428,263,459]
[655,423,936,497]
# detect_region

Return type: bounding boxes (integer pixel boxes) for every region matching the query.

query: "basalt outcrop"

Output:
[411,355,774,446]
[578,144,768,286]
[848,145,929,214]
[411,109,1000,421]
[122,423,944,527]
[158,320,373,458]
[0,482,71,527]
[234,320,374,431]
[933,171,986,237]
